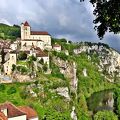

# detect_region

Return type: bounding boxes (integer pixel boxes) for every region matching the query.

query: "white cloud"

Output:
[0,19,12,26]
[0,0,119,51]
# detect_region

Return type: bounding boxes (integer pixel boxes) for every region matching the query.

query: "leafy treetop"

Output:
[80,0,120,39]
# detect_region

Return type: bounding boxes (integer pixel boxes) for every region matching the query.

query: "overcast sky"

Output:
[0,0,120,51]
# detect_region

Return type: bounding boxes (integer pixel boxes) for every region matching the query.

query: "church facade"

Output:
[21,21,52,50]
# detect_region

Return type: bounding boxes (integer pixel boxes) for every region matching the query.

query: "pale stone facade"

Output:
[53,44,61,52]
[21,39,44,50]
[21,21,52,50]
[8,115,26,120]
[3,52,17,75]
[10,42,18,50]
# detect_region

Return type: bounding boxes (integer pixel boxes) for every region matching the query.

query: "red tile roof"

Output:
[53,44,61,47]
[35,47,48,57]
[19,106,38,120]
[22,39,43,41]
[24,21,30,26]
[0,102,26,118]
[31,31,49,35]
[0,112,7,120]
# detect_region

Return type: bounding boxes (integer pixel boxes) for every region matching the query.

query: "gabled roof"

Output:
[0,112,7,120]
[0,102,26,118]
[35,47,48,57]
[31,31,49,35]
[18,106,38,120]
[24,21,30,26]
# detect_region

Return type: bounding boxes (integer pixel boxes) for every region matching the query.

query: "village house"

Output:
[3,51,17,75]
[53,44,61,52]
[0,102,38,120]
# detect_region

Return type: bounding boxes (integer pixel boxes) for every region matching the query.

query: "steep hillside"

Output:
[0,38,120,119]
[0,23,20,40]
[51,40,120,119]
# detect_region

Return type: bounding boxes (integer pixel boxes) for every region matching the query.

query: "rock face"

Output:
[83,68,87,77]
[53,57,73,79]
[71,106,77,120]
[56,87,70,100]
[74,43,120,81]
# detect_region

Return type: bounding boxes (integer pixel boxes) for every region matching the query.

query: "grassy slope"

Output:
[0,23,20,40]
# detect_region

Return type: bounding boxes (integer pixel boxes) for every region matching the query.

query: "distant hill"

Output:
[0,23,20,41]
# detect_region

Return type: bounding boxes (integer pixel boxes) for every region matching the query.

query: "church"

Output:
[21,21,52,50]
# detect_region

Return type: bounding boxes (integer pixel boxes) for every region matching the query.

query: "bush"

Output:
[20,91,27,99]
[7,86,17,95]
[94,111,118,120]
[43,63,48,72]
[12,64,16,71]
[16,66,28,74]
[0,84,5,91]
[18,51,27,60]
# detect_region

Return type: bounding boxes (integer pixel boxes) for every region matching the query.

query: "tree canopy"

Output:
[80,0,120,39]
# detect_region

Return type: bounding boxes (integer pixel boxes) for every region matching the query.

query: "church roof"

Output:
[31,31,49,35]
[24,21,30,26]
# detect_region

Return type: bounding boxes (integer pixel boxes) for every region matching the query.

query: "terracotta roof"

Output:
[24,21,30,26]
[53,44,61,47]
[31,31,49,35]
[22,39,42,41]
[0,112,7,120]
[19,106,38,120]
[9,50,17,54]
[35,47,48,57]
[0,102,26,118]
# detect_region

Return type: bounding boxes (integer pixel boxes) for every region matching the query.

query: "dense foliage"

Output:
[94,111,118,120]
[0,23,20,40]
[80,0,120,39]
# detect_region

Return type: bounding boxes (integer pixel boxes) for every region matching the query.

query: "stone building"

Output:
[21,21,52,50]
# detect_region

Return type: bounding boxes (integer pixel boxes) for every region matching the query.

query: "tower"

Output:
[21,21,31,40]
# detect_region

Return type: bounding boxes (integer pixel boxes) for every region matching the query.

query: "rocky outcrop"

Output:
[74,43,120,81]
[56,87,70,100]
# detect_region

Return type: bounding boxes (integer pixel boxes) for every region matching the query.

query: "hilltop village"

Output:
[0,21,61,76]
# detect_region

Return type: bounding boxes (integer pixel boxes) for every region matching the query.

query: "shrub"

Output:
[7,86,17,95]
[20,91,27,99]
[94,111,118,120]
[0,84,5,91]
[43,63,48,72]
[12,64,16,71]
[16,66,28,74]
[18,51,27,60]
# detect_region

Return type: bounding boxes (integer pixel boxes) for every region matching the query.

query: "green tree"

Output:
[43,63,48,72]
[0,84,6,92]
[94,111,118,120]
[27,55,37,75]
[12,64,16,72]
[18,51,27,60]
[7,86,17,95]
[80,0,120,39]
